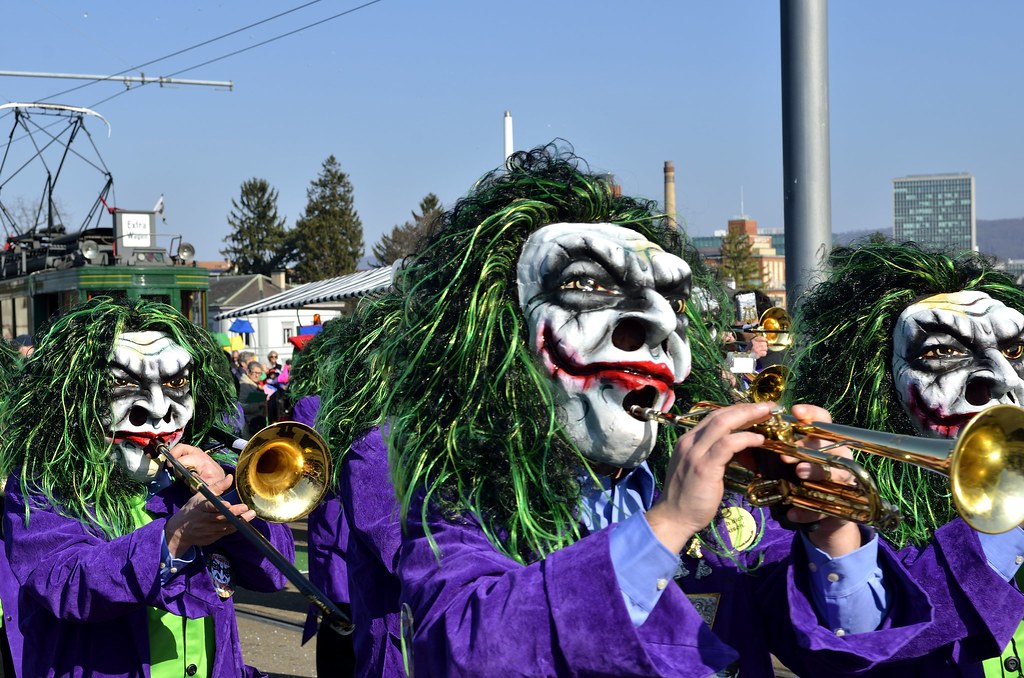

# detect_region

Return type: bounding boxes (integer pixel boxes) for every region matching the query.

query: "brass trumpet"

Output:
[739,307,792,352]
[734,365,789,403]
[152,421,353,634]
[630,402,1024,534]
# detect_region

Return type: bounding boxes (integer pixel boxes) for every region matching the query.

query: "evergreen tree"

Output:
[291,156,363,282]
[220,178,292,275]
[371,193,441,266]
[718,227,763,289]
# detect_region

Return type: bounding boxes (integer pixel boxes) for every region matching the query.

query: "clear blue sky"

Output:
[2,1,1022,264]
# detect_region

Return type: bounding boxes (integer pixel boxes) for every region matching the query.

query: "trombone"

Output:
[151,421,353,634]
[630,402,1024,534]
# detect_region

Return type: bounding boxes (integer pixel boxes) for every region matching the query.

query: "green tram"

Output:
[0,213,207,338]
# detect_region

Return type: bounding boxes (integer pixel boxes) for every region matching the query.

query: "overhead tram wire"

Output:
[81,0,383,108]
[35,0,335,104]
[1,0,385,142]
[1,0,332,126]
[162,0,384,79]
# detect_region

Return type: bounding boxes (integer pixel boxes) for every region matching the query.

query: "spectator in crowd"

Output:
[232,350,254,381]
[265,351,282,382]
[11,334,32,359]
[237,360,267,435]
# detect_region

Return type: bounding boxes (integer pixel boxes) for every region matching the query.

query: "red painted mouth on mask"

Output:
[541,326,677,395]
[905,385,974,438]
[109,430,184,456]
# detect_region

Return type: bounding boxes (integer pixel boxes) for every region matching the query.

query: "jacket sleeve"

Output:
[398,493,739,678]
[893,519,1024,664]
[208,459,294,593]
[342,430,401,577]
[3,478,224,623]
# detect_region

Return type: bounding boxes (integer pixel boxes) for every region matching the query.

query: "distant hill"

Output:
[978,218,1024,260]
[835,218,1024,261]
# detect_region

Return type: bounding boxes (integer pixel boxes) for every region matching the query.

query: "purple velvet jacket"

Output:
[294,396,353,644]
[339,427,404,678]
[3,474,294,678]
[399,491,1024,677]
[0,505,23,677]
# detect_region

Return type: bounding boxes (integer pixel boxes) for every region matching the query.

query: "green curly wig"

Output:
[288,320,344,402]
[0,340,19,392]
[290,292,404,489]
[676,247,734,411]
[0,296,237,539]
[788,240,1024,547]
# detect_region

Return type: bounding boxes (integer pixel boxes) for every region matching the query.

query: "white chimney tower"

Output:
[503,111,514,165]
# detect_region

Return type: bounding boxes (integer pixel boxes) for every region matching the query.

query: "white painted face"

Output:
[104,331,194,483]
[517,223,692,467]
[892,291,1024,438]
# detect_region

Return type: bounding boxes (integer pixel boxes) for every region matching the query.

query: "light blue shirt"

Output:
[799,527,888,635]
[578,464,679,626]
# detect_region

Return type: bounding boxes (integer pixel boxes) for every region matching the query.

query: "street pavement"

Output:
[234,521,318,678]
[235,584,316,678]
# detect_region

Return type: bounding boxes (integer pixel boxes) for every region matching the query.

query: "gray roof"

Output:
[208,275,285,308]
[213,266,394,320]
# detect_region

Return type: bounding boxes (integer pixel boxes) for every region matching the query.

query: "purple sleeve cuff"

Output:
[610,513,680,627]
[799,526,889,634]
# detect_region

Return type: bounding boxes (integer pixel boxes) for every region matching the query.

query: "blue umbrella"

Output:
[229,318,255,334]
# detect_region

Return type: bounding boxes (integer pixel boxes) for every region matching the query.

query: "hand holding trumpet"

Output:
[780,404,863,556]
[643,402,863,558]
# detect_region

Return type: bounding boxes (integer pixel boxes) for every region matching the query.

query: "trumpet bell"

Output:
[236,421,331,523]
[758,307,792,351]
[952,405,1024,534]
[747,365,789,403]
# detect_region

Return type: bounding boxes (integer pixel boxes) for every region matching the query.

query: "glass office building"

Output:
[893,173,976,252]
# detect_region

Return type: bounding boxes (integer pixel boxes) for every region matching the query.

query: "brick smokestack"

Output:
[664,161,677,227]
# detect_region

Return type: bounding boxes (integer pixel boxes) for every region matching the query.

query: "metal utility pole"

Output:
[780,0,831,310]
[0,70,232,90]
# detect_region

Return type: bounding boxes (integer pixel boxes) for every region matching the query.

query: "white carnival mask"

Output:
[104,331,195,482]
[892,291,1024,438]
[517,222,692,468]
